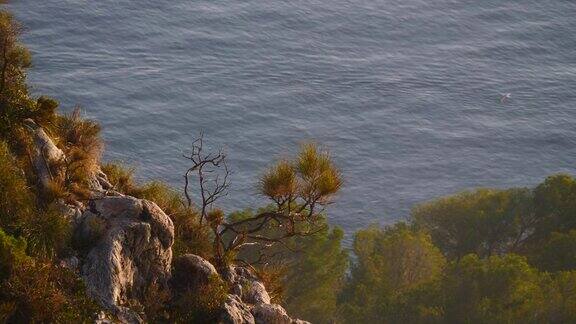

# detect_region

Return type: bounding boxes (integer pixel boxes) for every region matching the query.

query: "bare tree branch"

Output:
[183,132,230,225]
[182,136,339,269]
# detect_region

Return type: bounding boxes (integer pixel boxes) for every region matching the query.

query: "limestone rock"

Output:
[78,196,174,320]
[245,281,271,305]
[24,118,65,190]
[252,304,292,324]
[220,264,307,324]
[219,294,255,324]
[227,266,270,305]
[95,169,113,190]
[171,254,218,293]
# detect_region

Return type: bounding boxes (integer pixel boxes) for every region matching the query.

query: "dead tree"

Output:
[183,132,230,225]
[183,136,342,268]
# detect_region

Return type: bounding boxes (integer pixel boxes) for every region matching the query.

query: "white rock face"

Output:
[252,304,292,324]
[245,281,271,305]
[24,118,65,190]
[220,294,256,324]
[196,259,308,324]
[227,266,271,305]
[78,196,174,318]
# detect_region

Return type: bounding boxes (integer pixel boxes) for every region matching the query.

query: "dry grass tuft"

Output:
[56,107,103,201]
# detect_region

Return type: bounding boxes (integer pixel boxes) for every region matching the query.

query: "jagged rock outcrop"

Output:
[220,294,256,324]
[24,118,65,190]
[224,266,273,306]
[252,304,292,324]
[78,196,174,320]
[175,254,308,324]
[25,121,176,322]
[24,121,306,323]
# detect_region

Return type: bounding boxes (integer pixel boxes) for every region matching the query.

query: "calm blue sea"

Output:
[10,0,576,241]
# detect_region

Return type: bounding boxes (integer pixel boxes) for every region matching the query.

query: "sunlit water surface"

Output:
[10,0,576,242]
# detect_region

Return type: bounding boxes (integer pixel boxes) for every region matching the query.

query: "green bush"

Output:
[1,259,99,322]
[0,141,72,258]
[0,228,97,322]
[339,224,445,323]
[412,188,534,259]
[25,203,72,259]
[0,141,35,234]
[101,162,137,193]
[0,228,28,281]
[530,230,576,272]
[282,227,348,323]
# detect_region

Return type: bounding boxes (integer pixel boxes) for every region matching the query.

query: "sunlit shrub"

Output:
[101,162,137,193]
[56,108,103,201]
[0,141,72,258]
[0,227,97,322]
[24,203,72,259]
[1,260,99,322]
[139,281,172,323]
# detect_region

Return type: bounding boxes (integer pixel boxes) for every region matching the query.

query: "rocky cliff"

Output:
[26,119,307,324]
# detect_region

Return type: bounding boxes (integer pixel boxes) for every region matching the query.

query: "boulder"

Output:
[245,281,271,305]
[219,294,255,324]
[221,265,308,324]
[171,254,218,293]
[78,196,174,320]
[252,304,292,324]
[227,266,270,305]
[86,167,117,194]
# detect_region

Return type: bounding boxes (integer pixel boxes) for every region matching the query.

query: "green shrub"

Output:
[0,228,28,281]
[25,203,72,259]
[339,224,445,323]
[412,188,534,259]
[530,230,576,272]
[0,141,72,258]
[0,227,97,322]
[1,259,99,322]
[0,10,40,140]
[0,141,35,233]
